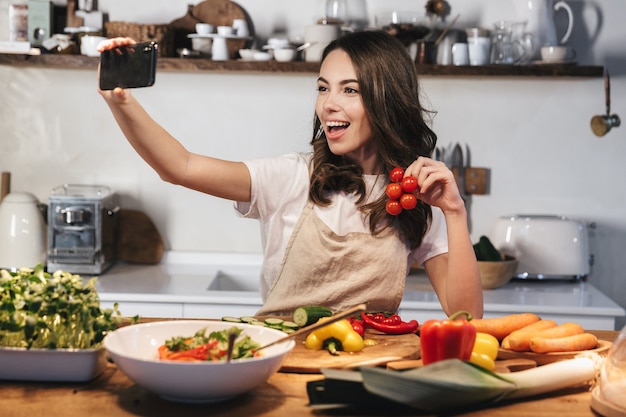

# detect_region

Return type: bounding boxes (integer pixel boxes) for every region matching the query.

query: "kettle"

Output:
[514,0,574,59]
[0,192,47,270]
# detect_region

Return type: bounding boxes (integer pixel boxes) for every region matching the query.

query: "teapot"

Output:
[513,0,574,59]
[0,192,47,270]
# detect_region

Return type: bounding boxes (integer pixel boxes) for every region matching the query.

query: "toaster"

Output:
[490,215,591,280]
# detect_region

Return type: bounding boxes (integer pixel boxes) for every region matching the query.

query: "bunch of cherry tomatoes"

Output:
[385,167,418,216]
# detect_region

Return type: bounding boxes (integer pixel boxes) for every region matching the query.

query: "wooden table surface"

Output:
[0,330,617,417]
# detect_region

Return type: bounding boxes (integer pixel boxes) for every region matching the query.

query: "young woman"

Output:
[98,30,483,318]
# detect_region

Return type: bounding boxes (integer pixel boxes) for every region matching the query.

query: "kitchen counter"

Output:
[90,252,625,330]
[0,329,618,417]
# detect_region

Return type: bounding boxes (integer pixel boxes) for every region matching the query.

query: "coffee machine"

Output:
[47,185,118,274]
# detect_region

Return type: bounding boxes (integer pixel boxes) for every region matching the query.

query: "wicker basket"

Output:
[104,21,174,57]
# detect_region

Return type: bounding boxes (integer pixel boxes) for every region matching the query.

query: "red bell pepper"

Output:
[419,310,477,365]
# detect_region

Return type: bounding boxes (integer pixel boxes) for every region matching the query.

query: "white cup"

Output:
[540,45,576,63]
[232,19,249,37]
[80,35,106,56]
[211,36,229,60]
[451,42,469,66]
[217,26,234,36]
[465,28,491,66]
[195,23,213,35]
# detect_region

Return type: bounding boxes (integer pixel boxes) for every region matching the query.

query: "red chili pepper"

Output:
[419,310,477,366]
[360,312,419,335]
[382,314,402,325]
[369,313,386,323]
[349,319,365,337]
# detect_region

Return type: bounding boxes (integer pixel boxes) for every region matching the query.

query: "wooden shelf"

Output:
[0,52,604,78]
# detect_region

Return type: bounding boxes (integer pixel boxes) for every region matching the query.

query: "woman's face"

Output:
[316,49,377,173]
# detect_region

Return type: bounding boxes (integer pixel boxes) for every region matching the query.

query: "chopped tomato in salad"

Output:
[157,327,262,362]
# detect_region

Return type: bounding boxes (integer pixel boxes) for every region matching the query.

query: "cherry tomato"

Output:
[400,193,417,210]
[385,183,403,200]
[386,199,403,216]
[389,167,405,183]
[401,176,419,193]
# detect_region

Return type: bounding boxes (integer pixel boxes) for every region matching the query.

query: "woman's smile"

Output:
[324,120,350,140]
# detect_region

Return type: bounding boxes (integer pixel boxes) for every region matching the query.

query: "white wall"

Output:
[1,0,625,328]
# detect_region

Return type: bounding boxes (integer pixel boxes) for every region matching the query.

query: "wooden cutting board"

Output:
[279,330,421,374]
[115,209,164,264]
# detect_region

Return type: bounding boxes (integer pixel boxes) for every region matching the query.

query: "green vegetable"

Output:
[264,318,284,327]
[0,264,130,349]
[221,316,242,323]
[164,326,259,360]
[357,355,603,412]
[221,316,298,332]
[293,305,333,327]
[473,236,503,262]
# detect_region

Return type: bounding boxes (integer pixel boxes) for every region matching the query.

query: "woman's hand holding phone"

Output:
[98,38,158,91]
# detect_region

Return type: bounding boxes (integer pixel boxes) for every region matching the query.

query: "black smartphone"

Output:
[99,41,158,91]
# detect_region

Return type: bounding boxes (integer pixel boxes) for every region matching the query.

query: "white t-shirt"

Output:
[235,152,448,299]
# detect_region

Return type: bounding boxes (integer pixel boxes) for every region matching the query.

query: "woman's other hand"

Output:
[404,157,465,214]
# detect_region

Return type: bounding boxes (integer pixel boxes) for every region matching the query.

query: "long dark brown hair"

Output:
[309,30,437,250]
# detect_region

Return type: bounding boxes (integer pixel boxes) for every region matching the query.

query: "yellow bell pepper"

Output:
[304,318,365,355]
[469,332,499,370]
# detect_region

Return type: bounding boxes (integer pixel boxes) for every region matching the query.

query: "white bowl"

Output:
[191,37,212,54]
[253,51,272,61]
[273,48,295,62]
[195,23,213,36]
[104,320,294,403]
[238,48,257,60]
[0,346,107,382]
[80,35,107,56]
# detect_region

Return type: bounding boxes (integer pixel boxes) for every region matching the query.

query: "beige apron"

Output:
[257,203,409,316]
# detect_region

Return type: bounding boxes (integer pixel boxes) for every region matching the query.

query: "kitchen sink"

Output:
[206,269,260,292]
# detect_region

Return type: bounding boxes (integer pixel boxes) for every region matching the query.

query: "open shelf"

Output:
[0,52,604,78]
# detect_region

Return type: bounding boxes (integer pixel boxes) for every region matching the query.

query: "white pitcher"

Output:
[513,0,574,58]
[0,192,47,269]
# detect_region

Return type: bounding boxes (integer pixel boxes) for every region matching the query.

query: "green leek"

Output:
[321,353,603,412]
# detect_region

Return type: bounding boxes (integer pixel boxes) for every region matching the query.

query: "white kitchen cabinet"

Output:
[94,253,625,329]
[183,303,262,319]
[100,301,184,318]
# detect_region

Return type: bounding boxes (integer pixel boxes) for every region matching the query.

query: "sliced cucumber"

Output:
[240,316,257,323]
[221,316,242,323]
[281,321,299,330]
[264,318,284,326]
[293,306,333,327]
[222,316,301,333]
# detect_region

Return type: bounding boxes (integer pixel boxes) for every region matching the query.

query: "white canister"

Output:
[303,24,341,62]
[465,28,491,66]
[451,42,469,66]
[0,192,47,269]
